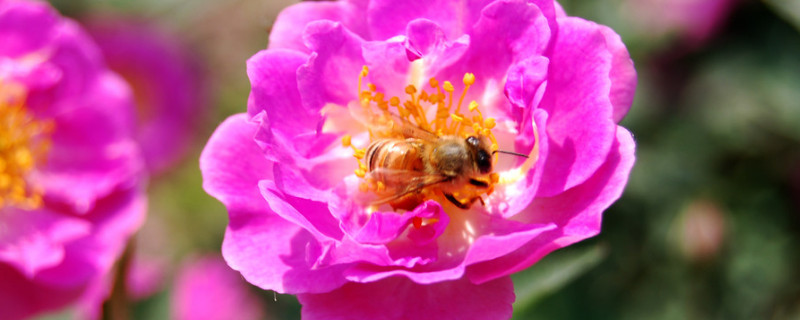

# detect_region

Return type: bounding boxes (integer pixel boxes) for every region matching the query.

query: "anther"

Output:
[468,101,479,112]
[463,73,475,86]
[443,81,454,92]
[484,118,496,129]
[341,135,352,147]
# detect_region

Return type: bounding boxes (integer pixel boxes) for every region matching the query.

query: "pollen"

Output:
[0,80,53,210]
[354,65,498,143]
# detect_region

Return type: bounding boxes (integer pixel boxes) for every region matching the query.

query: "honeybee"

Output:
[363,115,496,211]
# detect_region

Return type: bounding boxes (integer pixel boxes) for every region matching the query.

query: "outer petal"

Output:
[36,72,142,214]
[599,25,637,123]
[269,0,368,52]
[222,210,350,294]
[34,187,146,288]
[0,208,91,277]
[171,256,265,320]
[0,264,86,320]
[200,114,273,214]
[0,0,57,57]
[298,276,514,320]
[536,17,617,196]
[201,114,349,294]
[467,127,636,283]
[25,18,105,117]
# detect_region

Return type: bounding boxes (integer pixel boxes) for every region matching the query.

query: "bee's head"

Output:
[466,136,492,174]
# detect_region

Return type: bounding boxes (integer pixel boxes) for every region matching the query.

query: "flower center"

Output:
[342,66,501,212]
[0,80,53,209]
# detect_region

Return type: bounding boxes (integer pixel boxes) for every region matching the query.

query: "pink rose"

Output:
[201,0,636,318]
[0,1,146,318]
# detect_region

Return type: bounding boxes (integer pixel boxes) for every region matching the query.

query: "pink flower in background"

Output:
[200,0,636,319]
[172,255,266,320]
[0,0,146,319]
[624,0,736,45]
[86,17,207,174]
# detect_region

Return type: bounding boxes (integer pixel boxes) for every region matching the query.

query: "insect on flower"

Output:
[342,66,531,212]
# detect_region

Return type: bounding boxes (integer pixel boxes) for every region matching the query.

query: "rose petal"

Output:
[535,17,618,197]
[599,25,637,123]
[0,0,57,57]
[200,113,273,214]
[171,255,265,320]
[366,0,494,41]
[467,126,636,283]
[36,72,142,214]
[269,0,368,53]
[299,275,514,320]
[222,209,350,294]
[0,208,91,277]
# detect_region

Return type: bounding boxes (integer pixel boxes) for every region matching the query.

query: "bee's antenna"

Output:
[492,150,528,158]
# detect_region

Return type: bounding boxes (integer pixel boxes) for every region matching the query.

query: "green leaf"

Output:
[511,244,608,314]
[764,0,800,31]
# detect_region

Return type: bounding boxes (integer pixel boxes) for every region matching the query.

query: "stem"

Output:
[102,240,135,320]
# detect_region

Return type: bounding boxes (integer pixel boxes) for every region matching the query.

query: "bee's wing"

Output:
[365,169,449,206]
[348,103,439,142]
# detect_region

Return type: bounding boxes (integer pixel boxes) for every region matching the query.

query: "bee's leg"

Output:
[444,193,471,209]
[468,179,489,188]
[477,197,485,206]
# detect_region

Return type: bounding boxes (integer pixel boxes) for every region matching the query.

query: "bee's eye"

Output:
[466,136,480,147]
[476,150,491,174]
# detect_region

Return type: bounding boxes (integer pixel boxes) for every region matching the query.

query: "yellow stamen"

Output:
[349,66,511,206]
[0,80,53,210]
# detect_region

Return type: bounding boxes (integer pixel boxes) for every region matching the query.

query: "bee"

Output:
[362,115,496,211]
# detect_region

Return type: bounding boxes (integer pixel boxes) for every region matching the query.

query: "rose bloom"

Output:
[85,17,208,174]
[623,0,736,46]
[200,0,636,319]
[171,255,266,320]
[0,1,146,319]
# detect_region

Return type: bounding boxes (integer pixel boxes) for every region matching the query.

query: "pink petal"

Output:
[86,17,208,173]
[299,276,514,320]
[0,0,57,57]
[269,0,368,53]
[535,17,618,197]
[34,187,146,288]
[366,0,494,41]
[297,20,366,110]
[434,0,551,118]
[37,71,143,214]
[467,126,636,283]
[172,255,265,320]
[222,209,350,294]
[200,113,273,214]
[404,18,470,77]
[0,208,91,278]
[599,25,637,123]
[0,264,87,320]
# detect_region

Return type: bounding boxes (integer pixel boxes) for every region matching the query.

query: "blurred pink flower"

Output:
[85,16,208,174]
[0,0,146,319]
[624,0,736,45]
[677,199,726,263]
[172,255,266,320]
[200,0,636,319]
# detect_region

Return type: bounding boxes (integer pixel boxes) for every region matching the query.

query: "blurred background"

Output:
[41,0,800,319]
